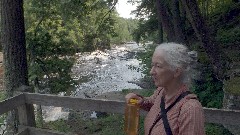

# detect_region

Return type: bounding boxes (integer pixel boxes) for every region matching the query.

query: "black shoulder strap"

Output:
[165,91,192,112]
[160,97,173,135]
[161,91,192,135]
[148,91,192,135]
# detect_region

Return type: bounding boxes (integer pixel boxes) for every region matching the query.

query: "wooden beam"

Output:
[0,94,25,115]
[204,107,240,125]
[24,93,240,126]
[24,93,126,114]
[16,126,29,135]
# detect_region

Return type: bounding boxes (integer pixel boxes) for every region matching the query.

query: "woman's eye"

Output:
[154,65,163,68]
[151,64,163,68]
[156,65,162,68]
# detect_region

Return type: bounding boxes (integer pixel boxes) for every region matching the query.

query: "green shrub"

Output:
[216,27,240,48]
[205,123,233,135]
[192,70,224,109]
[0,91,5,101]
[43,119,71,133]
[223,77,240,95]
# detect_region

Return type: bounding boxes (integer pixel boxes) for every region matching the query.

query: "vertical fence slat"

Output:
[17,103,36,127]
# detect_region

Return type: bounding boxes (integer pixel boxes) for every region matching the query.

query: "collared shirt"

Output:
[140,86,205,135]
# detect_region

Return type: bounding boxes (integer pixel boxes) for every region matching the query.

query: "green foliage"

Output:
[26,26,76,94]
[189,44,224,108]
[111,17,138,44]
[192,69,224,108]
[208,3,240,48]
[207,2,240,29]
[216,27,240,48]
[135,44,156,89]
[44,119,71,133]
[24,0,78,94]
[132,17,159,43]
[0,114,6,126]
[205,123,233,135]
[68,113,125,135]
[89,114,125,135]
[224,77,240,95]
[197,0,234,17]
[0,91,5,101]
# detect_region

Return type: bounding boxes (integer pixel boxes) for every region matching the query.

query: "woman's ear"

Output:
[174,67,183,78]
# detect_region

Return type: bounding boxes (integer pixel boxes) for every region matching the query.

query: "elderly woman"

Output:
[125,43,205,135]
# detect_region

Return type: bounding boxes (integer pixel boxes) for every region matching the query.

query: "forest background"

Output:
[0,0,240,135]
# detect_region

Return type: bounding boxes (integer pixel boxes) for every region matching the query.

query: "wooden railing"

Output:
[1,92,240,135]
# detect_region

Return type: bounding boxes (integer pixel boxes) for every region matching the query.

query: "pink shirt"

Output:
[140,86,205,135]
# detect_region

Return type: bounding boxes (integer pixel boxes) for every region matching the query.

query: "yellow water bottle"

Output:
[124,98,139,135]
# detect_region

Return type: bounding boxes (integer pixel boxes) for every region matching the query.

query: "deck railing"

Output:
[1,92,240,135]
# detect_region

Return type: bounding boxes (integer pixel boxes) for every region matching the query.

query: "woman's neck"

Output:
[164,81,184,100]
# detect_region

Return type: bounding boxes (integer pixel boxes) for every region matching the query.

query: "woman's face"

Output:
[150,50,175,87]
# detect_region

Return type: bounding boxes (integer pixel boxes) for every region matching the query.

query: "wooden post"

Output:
[15,86,36,128]
[17,103,36,127]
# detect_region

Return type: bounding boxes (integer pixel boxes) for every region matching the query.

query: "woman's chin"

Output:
[154,82,164,87]
[154,82,160,87]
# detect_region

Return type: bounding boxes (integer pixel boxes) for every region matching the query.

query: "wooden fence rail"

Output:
[1,92,240,135]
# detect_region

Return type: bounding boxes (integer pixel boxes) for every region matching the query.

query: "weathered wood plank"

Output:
[0,94,25,115]
[24,93,126,114]
[24,93,240,126]
[204,107,240,125]
[16,127,29,135]
[18,104,36,126]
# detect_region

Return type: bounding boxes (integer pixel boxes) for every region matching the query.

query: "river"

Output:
[43,42,146,121]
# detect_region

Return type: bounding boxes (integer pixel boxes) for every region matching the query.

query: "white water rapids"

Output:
[43,43,146,122]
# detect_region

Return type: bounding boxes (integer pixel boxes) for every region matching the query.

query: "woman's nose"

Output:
[150,67,154,75]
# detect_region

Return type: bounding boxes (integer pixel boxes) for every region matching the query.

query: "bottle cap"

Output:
[129,98,138,105]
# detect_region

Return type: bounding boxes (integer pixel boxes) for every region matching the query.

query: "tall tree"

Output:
[180,0,230,80]
[0,0,35,133]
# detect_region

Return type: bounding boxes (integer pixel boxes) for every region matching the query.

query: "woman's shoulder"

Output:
[180,95,203,113]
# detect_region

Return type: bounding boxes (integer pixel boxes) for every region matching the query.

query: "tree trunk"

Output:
[171,0,186,43]
[0,0,36,133]
[157,21,164,44]
[156,0,175,42]
[180,0,230,80]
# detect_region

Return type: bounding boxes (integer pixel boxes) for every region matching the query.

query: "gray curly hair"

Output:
[155,42,199,86]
